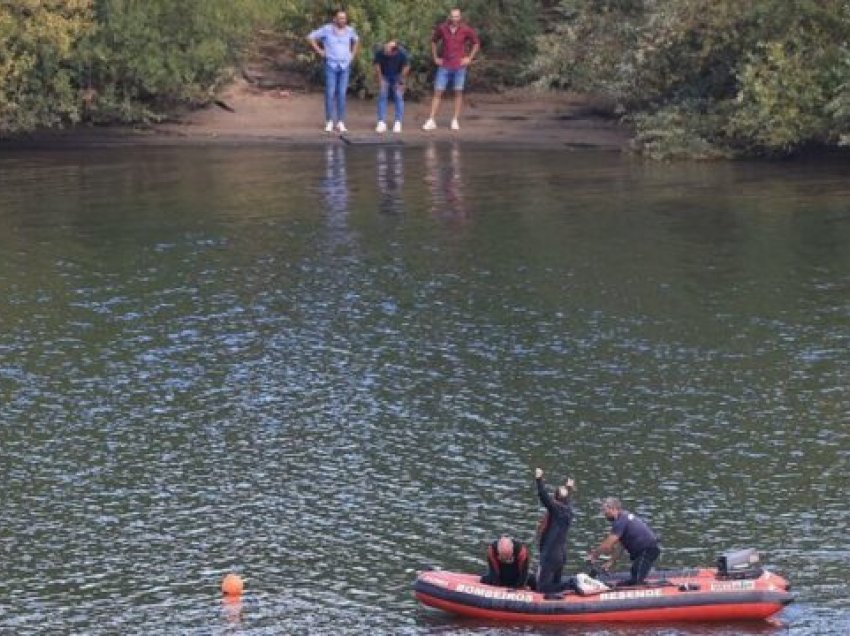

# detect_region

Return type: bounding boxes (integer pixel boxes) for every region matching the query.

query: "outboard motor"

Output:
[716,548,763,579]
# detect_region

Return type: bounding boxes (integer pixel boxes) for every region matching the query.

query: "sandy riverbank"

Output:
[1,79,632,151]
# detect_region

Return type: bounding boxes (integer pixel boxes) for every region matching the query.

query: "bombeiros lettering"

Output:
[456,584,534,602]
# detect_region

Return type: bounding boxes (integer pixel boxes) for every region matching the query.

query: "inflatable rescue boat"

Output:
[414,548,793,624]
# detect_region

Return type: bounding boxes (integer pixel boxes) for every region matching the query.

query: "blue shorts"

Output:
[434,66,467,92]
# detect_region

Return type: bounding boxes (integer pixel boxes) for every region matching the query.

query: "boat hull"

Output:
[414,569,793,623]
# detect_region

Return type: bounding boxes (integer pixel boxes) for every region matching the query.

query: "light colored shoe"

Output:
[375,121,387,133]
[337,122,348,133]
[392,121,402,133]
[450,118,460,131]
[324,121,334,133]
[422,118,437,131]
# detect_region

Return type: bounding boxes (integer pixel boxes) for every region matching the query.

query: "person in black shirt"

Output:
[535,468,575,594]
[480,536,530,588]
[373,40,410,133]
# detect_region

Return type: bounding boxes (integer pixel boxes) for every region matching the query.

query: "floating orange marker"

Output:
[221,573,244,596]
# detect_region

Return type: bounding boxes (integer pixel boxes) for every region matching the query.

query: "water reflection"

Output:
[220,595,243,625]
[376,147,405,216]
[424,142,468,222]
[319,144,349,228]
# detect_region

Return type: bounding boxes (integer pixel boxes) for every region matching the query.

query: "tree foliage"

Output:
[534,0,850,157]
[1,0,280,134]
[0,0,543,135]
[4,0,850,158]
[0,0,95,132]
[81,0,281,122]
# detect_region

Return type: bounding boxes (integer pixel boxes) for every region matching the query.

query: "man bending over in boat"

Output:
[535,468,575,594]
[588,497,661,587]
[480,536,530,588]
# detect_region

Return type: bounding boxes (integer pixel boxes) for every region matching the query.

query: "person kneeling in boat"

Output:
[480,536,530,588]
[587,497,661,587]
[535,467,575,594]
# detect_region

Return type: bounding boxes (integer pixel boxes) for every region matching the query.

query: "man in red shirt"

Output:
[422,7,480,132]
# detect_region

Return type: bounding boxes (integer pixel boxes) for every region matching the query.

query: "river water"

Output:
[0,143,847,635]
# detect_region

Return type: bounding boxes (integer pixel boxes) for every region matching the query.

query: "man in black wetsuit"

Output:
[588,497,661,586]
[480,536,530,588]
[534,467,575,594]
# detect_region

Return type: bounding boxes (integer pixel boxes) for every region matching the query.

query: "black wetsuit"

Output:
[480,540,530,588]
[535,477,574,593]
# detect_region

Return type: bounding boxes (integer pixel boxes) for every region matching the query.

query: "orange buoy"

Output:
[221,573,244,596]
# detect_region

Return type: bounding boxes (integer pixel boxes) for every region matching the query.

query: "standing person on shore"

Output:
[307,9,360,133]
[587,497,661,587]
[534,468,575,594]
[421,7,480,132]
[373,40,411,133]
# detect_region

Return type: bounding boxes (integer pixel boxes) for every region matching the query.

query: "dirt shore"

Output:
[158,79,632,149]
[1,78,632,150]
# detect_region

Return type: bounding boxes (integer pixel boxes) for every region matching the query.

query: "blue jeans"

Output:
[377,77,404,123]
[324,65,350,123]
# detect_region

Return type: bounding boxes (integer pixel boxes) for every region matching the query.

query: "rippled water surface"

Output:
[1,144,848,635]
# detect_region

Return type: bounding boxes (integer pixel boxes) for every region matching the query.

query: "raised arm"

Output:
[535,468,557,514]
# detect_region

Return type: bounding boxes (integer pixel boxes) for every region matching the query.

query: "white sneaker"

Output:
[324,121,334,133]
[375,121,387,133]
[450,118,460,131]
[392,121,402,133]
[422,118,437,131]
[337,122,348,133]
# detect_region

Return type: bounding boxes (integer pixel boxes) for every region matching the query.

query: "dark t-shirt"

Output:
[611,510,658,559]
[373,47,409,78]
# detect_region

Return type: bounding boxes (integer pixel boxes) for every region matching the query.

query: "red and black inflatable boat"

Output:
[414,551,793,624]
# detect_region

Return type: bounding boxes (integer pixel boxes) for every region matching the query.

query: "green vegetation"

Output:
[1,0,280,133]
[81,0,283,122]
[0,0,540,136]
[3,0,850,158]
[0,0,95,132]
[533,0,850,158]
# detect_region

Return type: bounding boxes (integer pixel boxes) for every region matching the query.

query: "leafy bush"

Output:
[1,0,281,133]
[726,42,828,155]
[2,0,543,134]
[0,0,95,134]
[535,0,850,157]
[81,0,280,122]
